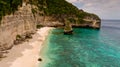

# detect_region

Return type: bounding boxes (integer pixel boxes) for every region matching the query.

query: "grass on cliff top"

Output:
[0,0,100,24]
[45,0,99,18]
[29,0,100,20]
[0,0,22,23]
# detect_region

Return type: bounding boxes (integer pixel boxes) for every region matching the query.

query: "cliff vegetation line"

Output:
[29,0,100,22]
[0,0,23,23]
[0,0,101,26]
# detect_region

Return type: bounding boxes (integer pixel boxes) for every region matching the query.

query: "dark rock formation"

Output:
[14,33,33,45]
[64,30,73,35]
[0,51,8,58]
[38,58,42,61]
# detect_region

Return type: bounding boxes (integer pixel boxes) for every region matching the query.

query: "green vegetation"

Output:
[0,0,22,23]
[64,21,72,31]
[16,34,22,40]
[45,0,79,15]
[29,0,100,21]
[36,0,100,24]
[0,0,100,25]
[32,8,37,14]
[36,24,43,29]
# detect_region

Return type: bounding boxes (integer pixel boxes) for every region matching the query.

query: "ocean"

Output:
[39,20,120,67]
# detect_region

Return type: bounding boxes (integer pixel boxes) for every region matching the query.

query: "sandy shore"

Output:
[0,27,53,67]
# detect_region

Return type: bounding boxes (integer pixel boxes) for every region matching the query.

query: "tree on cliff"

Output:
[0,0,22,22]
[36,0,100,23]
[0,0,100,24]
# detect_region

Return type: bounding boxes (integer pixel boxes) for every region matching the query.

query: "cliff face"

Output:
[71,17,101,28]
[0,3,36,53]
[37,16,64,27]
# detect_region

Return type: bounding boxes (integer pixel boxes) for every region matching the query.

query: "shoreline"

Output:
[0,27,53,67]
[39,28,53,67]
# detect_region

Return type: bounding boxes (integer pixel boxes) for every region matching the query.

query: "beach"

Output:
[0,27,52,67]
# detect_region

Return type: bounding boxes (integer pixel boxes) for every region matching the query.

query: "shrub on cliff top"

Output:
[0,0,22,23]
[37,0,100,23]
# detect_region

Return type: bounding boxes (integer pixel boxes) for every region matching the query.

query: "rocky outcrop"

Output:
[63,17,101,34]
[64,29,73,35]
[64,19,73,34]
[0,3,36,57]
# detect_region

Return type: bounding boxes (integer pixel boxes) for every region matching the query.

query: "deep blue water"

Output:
[40,20,120,67]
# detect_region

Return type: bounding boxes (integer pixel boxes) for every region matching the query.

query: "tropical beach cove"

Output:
[0,27,53,67]
[1,20,120,67]
[1,0,120,67]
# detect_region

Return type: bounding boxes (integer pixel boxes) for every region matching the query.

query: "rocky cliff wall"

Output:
[0,3,36,51]
[38,16,64,27]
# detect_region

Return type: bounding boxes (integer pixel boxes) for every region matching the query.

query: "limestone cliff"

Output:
[0,3,36,57]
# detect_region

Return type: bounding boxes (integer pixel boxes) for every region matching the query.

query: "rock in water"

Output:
[38,58,42,61]
[64,20,73,35]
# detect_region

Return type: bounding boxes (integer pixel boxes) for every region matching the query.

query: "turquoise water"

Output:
[40,20,120,67]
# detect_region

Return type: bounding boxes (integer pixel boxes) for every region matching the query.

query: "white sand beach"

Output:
[0,27,52,67]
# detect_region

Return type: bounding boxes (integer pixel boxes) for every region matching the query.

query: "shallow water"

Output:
[40,20,120,67]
